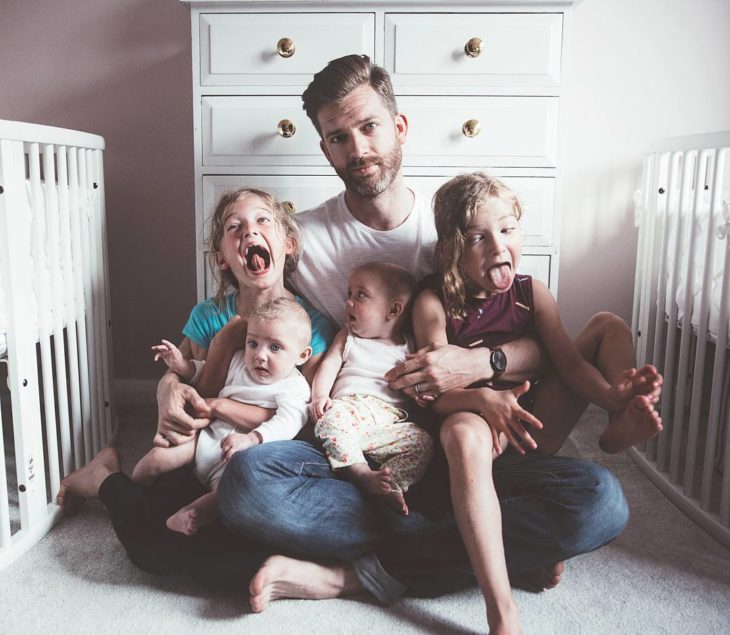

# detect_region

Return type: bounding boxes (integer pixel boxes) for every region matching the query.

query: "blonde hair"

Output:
[206,188,301,308]
[250,297,312,350]
[433,173,523,318]
[352,262,416,330]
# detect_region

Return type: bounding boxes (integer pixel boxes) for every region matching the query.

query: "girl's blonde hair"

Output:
[206,188,301,308]
[433,173,523,319]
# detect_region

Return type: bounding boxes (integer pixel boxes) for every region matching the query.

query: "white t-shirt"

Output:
[332,332,412,409]
[291,189,437,328]
[194,350,310,488]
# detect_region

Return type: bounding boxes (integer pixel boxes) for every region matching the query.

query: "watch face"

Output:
[491,348,507,373]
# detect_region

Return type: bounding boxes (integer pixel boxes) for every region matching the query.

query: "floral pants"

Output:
[314,394,434,492]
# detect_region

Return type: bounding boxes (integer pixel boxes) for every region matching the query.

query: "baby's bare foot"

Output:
[348,466,409,515]
[56,447,121,516]
[249,555,358,613]
[600,395,663,453]
[511,561,565,592]
[166,507,199,535]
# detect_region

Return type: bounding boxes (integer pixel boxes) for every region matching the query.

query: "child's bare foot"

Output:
[511,561,564,592]
[600,395,663,453]
[249,555,360,613]
[56,447,121,516]
[166,507,199,535]
[347,466,409,515]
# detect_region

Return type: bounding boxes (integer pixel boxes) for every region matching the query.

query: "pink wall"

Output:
[0,0,196,382]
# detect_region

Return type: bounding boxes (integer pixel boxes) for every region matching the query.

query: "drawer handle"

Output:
[281,200,297,215]
[464,37,483,58]
[462,119,482,138]
[277,119,296,138]
[277,37,296,58]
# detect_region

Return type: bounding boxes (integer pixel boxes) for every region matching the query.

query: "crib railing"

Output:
[632,131,730,548]
[0,120,116,569]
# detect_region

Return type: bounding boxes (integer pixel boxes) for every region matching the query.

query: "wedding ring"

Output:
[414,383,422,395]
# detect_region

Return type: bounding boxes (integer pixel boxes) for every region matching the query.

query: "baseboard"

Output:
[114,379,158,407]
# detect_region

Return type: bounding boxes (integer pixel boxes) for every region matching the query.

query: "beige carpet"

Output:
[1,405,729,634]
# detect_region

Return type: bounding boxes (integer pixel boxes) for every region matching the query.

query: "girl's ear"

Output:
[215,251,230,270]
[284,233,297,255]
[386,300,404,322]
[298,346,313,365]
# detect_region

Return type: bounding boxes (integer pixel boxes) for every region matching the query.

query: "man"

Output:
[214,55,630,610]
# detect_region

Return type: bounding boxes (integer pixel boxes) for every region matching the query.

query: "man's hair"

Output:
[250,297,312,349]
[302,54,398,136]
[352,261,416,305]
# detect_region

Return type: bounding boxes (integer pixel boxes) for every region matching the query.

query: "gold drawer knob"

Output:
[281,200,296,215]
[277,37,295,58]
[277,119,296,138]
[464,37,483,58]
[462,119,482,138]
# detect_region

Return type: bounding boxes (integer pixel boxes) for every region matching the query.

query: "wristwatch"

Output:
[489,346,507,381]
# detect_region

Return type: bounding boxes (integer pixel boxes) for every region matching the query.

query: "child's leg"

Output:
[131,441,197,486]
[369,422,434,494]
[315,396,405,513]
[440,411,521,633]
[166,489,218,536]
[531,312,661,454]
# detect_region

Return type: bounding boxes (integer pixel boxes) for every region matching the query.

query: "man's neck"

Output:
[344,177,415,231]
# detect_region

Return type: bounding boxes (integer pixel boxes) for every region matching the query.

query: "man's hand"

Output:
[385,343,489,399]
[155,373,211,447]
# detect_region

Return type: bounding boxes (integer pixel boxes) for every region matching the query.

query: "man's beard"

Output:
[336,144,403,199]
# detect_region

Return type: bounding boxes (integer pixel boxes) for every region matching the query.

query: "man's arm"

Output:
[206,397,274,432]
[387,289,546,399]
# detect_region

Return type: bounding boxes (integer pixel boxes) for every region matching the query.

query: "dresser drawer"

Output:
[202,97,326,166]
[399,96,558,168]
[200,13,375,86]
[202,175,343,236]
[407,176,555,246]
[385,13,562,90]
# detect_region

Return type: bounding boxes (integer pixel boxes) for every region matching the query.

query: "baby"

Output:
[132,297,312,535]
[310,262,434,515]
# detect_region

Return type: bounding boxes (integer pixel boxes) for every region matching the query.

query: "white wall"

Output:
[559,0,730,335]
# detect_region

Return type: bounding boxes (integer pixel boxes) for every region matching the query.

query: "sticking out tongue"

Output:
[488,263,512,291]
[246,245,271,272]
[251,253,265,271]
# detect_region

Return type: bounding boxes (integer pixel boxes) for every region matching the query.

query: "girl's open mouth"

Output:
[244,244,272,273]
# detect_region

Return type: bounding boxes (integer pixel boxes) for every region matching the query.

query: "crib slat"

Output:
[0,381,11,548]
[684,151,718,494]
[671,151,710,484]
[57,146,84,470]
[0,139,48,528]
[68,148,93,465]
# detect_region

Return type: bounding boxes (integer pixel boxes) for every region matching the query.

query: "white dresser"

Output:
[181,0,578,301]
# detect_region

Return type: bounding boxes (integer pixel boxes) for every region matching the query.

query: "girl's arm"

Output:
[205,396,275,432]
[196,316,247,398]
[309,328,348,421]
[532,280,620,410]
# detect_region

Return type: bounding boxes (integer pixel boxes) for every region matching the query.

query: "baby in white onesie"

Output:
[132,298,312,535]
[310,263,434,516]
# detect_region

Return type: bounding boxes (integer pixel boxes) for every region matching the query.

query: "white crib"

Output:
[631,131,730,548]
[0,120,116,569]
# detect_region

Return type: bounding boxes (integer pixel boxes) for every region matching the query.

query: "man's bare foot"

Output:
[511,561,564,593]
[249,555,361,613]
[56,447,121,516]
[600,394,663,453]
[166,507,199,535]
[346,465,409,515]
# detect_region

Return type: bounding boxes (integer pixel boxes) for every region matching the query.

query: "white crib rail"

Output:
[0,120,116,570]
[631,131,730,548]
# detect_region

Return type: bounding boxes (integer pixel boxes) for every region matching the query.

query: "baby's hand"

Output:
[152,339,185,369]
[476,381,543,454]
[220,431,260,462]
[309,396,332,422]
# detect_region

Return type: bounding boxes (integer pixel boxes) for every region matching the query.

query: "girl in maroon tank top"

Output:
[411,172,664,632]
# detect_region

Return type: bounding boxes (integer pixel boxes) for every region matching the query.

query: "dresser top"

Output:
[181,0,579,7]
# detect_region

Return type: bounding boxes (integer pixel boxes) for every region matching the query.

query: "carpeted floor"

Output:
[1,404,729,634]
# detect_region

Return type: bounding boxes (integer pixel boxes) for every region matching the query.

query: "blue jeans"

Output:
[217,440,628,604]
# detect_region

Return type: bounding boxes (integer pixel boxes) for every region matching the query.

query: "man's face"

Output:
[317,85,407,199]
